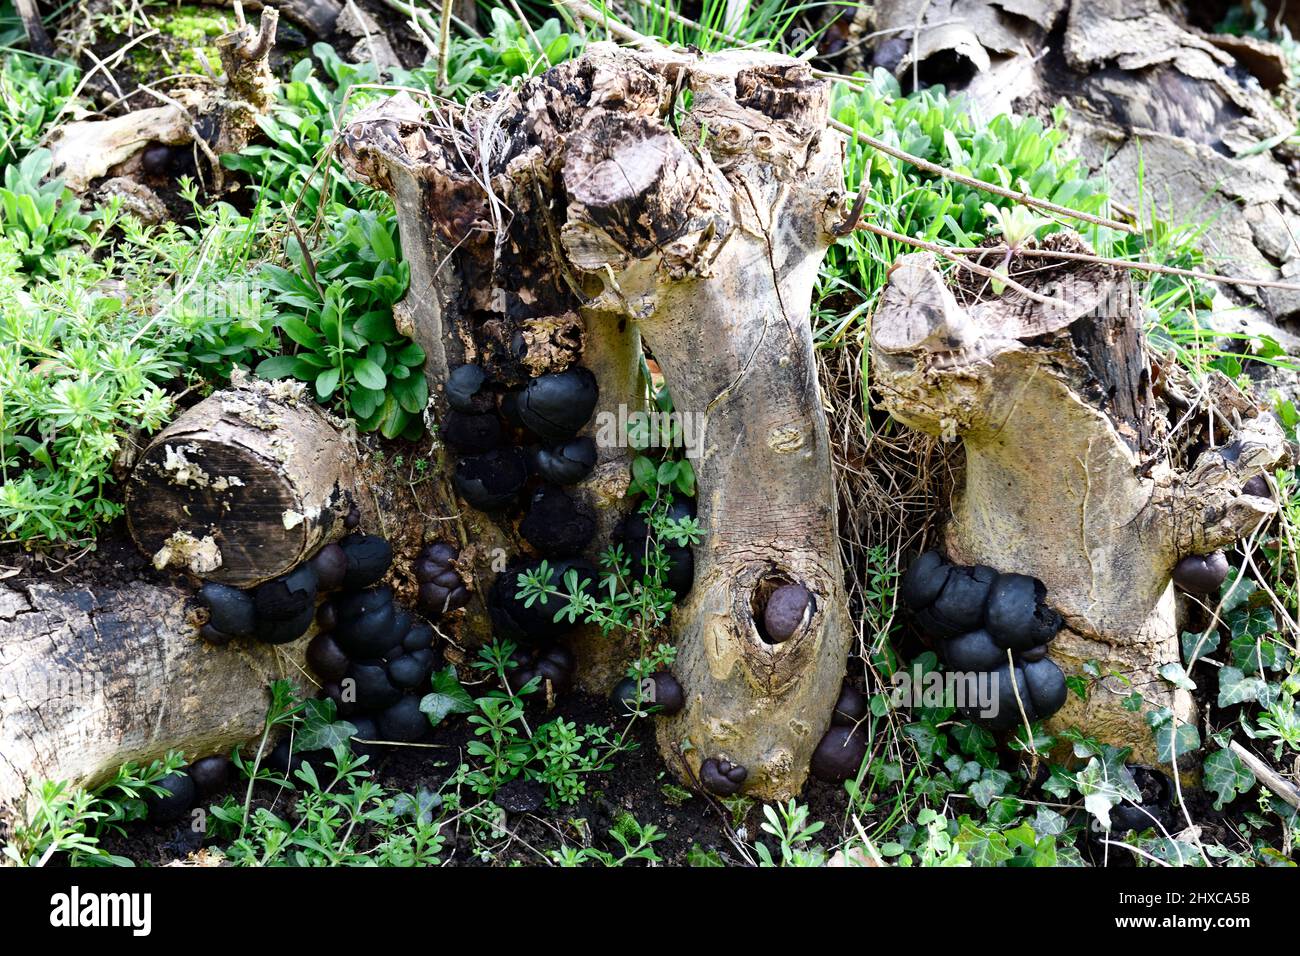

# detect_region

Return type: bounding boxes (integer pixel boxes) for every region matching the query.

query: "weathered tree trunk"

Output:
[871,243,1289,764]
[126,376,356,587]
[341,43,851,797]
[0,578,307,814]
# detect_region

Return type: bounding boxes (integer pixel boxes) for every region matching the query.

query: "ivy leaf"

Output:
[1202,748,1254,811]
[419,666,475,726]
[1181,629,1219,667]
[1158,662,1196,691]
[969,768,1012,808]
[1217,666,1272,708]
[1151,718,1201,765]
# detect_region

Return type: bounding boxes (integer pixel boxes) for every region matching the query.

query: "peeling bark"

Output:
[872,242,1290,764]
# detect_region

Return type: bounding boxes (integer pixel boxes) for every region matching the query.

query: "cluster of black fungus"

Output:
[143,755,233,823]
[700,757,747,796]
[1172,551,1229,595]
[899,551,1068,731]
[611,671,686,716]
[809,680,870,782]
[508,644,578,699]
[195,534,391,646]
[444,361,600,515]
[414,541,469,619]
[306,537,441,744]
[614,497,695,599]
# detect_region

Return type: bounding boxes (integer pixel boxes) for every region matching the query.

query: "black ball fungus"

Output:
[900,551,951,610]
[347,661,402,711]
[1022,657,1067,719]
[810,726,868,783]
[1172,551,1229,594]
[984,573,1061,650]
[187,755,232,797]
[1243,474,1271,499]
[402,621,435,652]
[943,629,1005,672]
[141,143,175,177]
[316,599,337,632]
[831,681,867,727]
[446,363,492,413]
[984,662,1035,731]
[699,757,747,796]
[914,564,997,639]
[306,632,350,683]
[310,543,349,591]
[145,771,196,823]
[520,484,596,556]
[198,582,255,638]
[199,622,233,646]
[253,564,319,621]
[516,367,599,442]
[388,650,434,690]
[532,436,598,485]
[489,559,596,642]
[253,603,315,645]
[335,586,401,659]
[377,694,429,743]
[762,582,813,643]
[454,447,528,511]
[339,533,393,590]
[349,716,380,758]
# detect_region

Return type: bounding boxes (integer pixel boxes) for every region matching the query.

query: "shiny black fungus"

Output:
[831,681,867,727]
[344,503,361,529]
[187,755,232,797]
[612,671,684,716]
[900,551,952,610]
[985,573,1061,650]
[414,542,470,618]
[516,367,599,442]
[446,363,492,413]
[198,582,255,637]
[306,632,350,683]
[441,410,502,453]
[145,771,196,823]
[339,533,393,590]
[267,738,332,779]
[349,716,380,758]
[141,143,175,176]
[489,559,596,642]
[377,694,429,743]
[762,583,813,643]
[253,603,315,644]
[316,599,337,632]
[1019,643,1049,663]
[1243,475,1271,499]
[520,484,596,556]
[199,622,233,645]
[1109,767,1173,833]
[1172,551,1229,595]
[532,437,598,485]
[943,629,1006,672]
[388,648,435,689]
[347,661,402,711]
[810,726,868,782]
[334,586,401,658]
[253,565,318,621]
[310,543,349,591]
[402,621,435,653]
[1022,657,1067,719]
[699,758,747,796]
[914,564,997,639]
[454,447,528,511]
[981,662,1034,731]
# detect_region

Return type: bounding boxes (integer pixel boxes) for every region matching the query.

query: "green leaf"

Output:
[631,456,657,494]
[352,358,387,391]
[392,371,428,414]
[1158,662,1196,691]
[420,666,475,726]
[256,354,299,380]
[656,460,679,485]
[1202,748,1254,811]
[315,366,340,399]
[1217,666,1272,708]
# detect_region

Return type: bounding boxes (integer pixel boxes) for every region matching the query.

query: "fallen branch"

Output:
[1230,741,1300,811]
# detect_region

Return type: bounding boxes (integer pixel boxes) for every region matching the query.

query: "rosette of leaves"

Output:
[257,208,426,438]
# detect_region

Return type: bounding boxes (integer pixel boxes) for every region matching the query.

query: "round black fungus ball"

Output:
[1243,475,1271,499]
[199,622,232,645]
[267,739,332,778]
[198,582,255,638]
[145,771,197,823]
[254,564,319,621]
[914,564,997,639]
[349,716,380,758]
[388,651,434,690]
[141,143,174,176]
[253,603,315,645]
[310,543,348,591]
[983,662,1035,731]
[348,661,402,711]
[943,629,1006,672]
[535,645,576,695]
[532,437,598,485]
[831,681,867,727]
[762,583,813,643]
[187,755,232,797]
[344,503,361,529]
[521,485,596,556]
[649,671,685,715]
[454,447,528,511]
[414,542,459,580]
[1022,657,1067,719]
[306,632,350,683]
[339,533,393,590]
[900,551,951,610]
[402,621,435,652]
[810,726,867,783]
[1019,643,1049,663]
[985,573,1061,650]
[611,676,640,714]
[489,559,596,642]
[517,367,599,442]
[1172,551,1229,595]
[335,586,401,658]
[316,599,337,632]
[377,694,429,743]
[441,410,502,453]
[699,758,747,796]
[446,363,492,413]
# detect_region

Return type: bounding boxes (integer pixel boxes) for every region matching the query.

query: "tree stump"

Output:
[871,242,1290,764]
